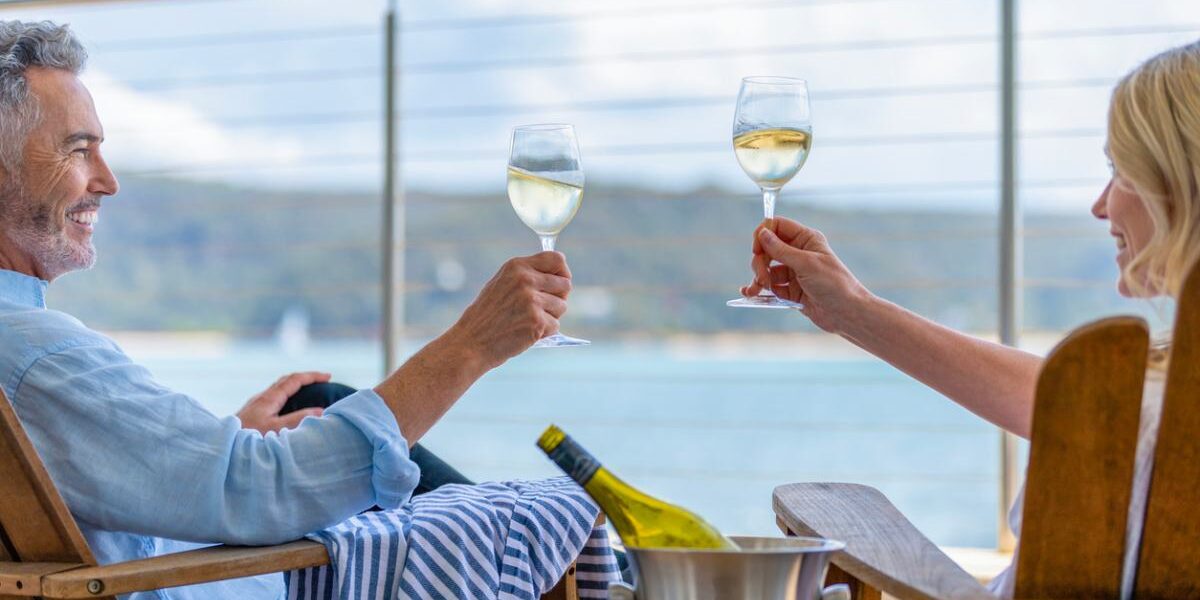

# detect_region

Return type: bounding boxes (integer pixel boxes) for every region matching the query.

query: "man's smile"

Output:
[66,204,99,231]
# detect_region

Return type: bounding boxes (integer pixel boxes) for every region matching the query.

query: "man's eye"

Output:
[73,148,91,158]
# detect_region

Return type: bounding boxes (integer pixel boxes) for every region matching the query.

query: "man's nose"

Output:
[90,154,119,197]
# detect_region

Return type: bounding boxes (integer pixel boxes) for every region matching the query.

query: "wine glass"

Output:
[728,76,813,309]
[507,123,590,348]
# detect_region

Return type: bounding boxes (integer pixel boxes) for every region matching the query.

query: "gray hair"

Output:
[0,21,87,172]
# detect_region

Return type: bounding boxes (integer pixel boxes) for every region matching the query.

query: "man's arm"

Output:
[8,252,570,546]
[374,251,572,444]
[14,340,417,546]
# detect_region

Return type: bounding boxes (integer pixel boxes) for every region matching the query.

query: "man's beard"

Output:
[0,176,96,280]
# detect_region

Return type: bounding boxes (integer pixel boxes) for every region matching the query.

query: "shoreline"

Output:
[106,329,1070,359]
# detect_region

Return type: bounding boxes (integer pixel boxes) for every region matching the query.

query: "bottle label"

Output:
[547,435,601,485]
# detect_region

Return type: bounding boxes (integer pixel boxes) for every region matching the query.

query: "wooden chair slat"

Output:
[540,562,579,600]
[1135,264,1200,596]
[0,529,13,562]
[0,389,94,566]
[0,562,87,597]
[773,482,992,600]
[1015,316,1148,598]
[824,562,882,600]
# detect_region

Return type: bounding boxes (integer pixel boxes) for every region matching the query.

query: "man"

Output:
[0,20,573,599]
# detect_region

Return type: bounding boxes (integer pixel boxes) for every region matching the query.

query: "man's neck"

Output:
[0,235,47,281]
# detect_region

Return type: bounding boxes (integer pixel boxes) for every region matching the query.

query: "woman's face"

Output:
[1091,173,1158,297]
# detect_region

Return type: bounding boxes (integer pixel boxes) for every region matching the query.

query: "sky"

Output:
[0,0,1198,212]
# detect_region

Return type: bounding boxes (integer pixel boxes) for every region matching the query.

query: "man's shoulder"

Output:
[0,301,116,390]
[0,300,108,345]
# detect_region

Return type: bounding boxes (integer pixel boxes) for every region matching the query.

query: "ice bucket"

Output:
[607,535,849,600]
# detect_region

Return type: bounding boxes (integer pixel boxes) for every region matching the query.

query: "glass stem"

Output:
[760,188,780,299]
[540,235,557,252]
[761,187,779,220]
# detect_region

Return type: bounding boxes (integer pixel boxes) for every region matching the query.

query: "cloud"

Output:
[84,70,321,183]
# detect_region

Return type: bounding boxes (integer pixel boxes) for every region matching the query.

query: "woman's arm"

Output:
[748,218,1041,438]
[839,294,1041,438]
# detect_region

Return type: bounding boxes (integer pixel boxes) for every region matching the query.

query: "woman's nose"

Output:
[1091,180,1112,219]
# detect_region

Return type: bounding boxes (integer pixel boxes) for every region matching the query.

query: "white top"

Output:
[987,372,1165,599]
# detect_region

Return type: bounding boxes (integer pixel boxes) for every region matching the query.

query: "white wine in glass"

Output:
[507,124,590,348]
[507,166,584,236]
[733,127,811,189]
[728,76,812,309]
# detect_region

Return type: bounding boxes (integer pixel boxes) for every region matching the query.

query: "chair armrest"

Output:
[774,483,995,600]
[36,513,603,598]
[0,562,85,597]
[38,540,329,599]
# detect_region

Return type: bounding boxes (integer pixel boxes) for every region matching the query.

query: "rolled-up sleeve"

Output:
[12,341,420,546]
[321,389,419,510]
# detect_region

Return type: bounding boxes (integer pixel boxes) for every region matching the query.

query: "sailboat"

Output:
[276,305,311,357]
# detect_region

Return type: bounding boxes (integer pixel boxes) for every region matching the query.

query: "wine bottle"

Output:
[537,424,737,550]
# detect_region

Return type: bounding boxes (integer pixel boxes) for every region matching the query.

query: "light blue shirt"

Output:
[0,269,421,599]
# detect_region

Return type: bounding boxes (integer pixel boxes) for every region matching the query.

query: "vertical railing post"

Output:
[998,0,1021,553]
[382,1,404,375]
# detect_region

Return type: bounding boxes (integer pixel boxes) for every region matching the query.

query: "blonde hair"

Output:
[1107,40,1200,299]
[1107,40,1200,370]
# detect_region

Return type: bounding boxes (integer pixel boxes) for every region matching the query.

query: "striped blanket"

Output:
[285,477,620,600]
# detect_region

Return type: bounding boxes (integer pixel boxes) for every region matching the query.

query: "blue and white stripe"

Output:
[285,477,620,600]
[574,526,621,597]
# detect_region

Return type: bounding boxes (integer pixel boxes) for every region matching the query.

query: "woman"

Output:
[742,40,1199,597]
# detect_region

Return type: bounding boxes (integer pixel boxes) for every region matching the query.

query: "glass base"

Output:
[533,332,591,348]
[726,294,805,310]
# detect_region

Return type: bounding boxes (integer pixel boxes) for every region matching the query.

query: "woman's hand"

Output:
[742,216,1041,438]
[742,217,872,334]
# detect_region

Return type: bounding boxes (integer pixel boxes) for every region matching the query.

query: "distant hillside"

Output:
[48,176,1147,338]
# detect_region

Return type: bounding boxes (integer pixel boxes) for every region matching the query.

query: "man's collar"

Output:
[0,269,48,309]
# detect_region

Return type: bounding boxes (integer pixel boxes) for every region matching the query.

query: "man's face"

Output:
[0,67,118,281]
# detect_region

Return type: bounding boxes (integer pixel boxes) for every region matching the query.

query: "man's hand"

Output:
[371,252,571,445]
[444,251,572,369]
[237,371,331,434]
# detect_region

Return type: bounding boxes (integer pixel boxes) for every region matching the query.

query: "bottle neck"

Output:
[545,432,657,513]
[545,434,601,486]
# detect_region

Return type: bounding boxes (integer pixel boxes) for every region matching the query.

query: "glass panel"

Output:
[405,0,1002,547]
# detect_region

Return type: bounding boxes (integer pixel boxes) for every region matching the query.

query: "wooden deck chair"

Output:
[771,261,1200,599]
[0,387,587,600]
